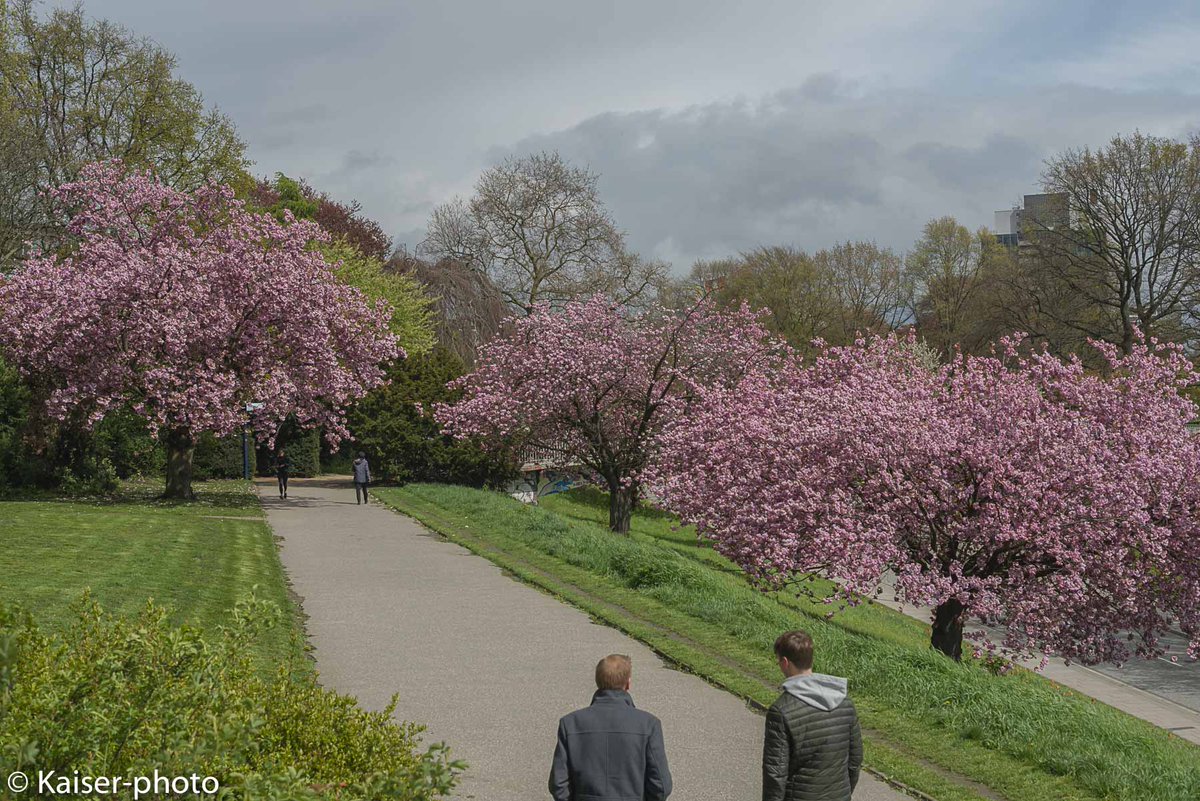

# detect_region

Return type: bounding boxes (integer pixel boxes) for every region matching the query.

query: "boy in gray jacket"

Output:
[352,452,371,505]
[763,630,863,801]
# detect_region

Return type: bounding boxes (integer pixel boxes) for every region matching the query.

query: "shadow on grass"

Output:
[0,479,260,511]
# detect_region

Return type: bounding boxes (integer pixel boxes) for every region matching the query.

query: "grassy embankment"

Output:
[375,483,1200,801]
[0,479,300,666]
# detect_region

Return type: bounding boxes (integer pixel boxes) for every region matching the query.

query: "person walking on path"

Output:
[275,448,290,499]
[550,654,672,801]
[352,451,371,505]
[763,630,863,801]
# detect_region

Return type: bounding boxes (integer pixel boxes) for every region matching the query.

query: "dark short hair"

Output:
[595,654,632,690]
[774,630,814,671]
[358,451,366,458]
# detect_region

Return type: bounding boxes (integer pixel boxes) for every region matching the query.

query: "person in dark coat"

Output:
[550,654,672,801]
[763,630,863,801]
[352,451,371,505]
[275,449,289,499]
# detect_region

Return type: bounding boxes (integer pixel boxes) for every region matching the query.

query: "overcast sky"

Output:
[74,0,1200,270]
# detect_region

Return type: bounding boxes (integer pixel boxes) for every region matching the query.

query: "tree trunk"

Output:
[608,481,635,534]
[1120,316,1135,356]
[164,427,196,500]
[930,598,965,661]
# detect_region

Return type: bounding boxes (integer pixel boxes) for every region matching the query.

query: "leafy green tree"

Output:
[247,174,435,354]
[323,240,434,354]
[905,218,1013,357]
[692,243,908,352]
[257,417,321,478]
[348,349,514,487]
[246,173,393,261]
[0,0,247,264]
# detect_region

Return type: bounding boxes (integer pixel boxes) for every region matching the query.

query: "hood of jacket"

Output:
[781,673,847,711]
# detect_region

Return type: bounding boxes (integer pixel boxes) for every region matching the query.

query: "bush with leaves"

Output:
[0,362,162,493]
[349,349,514,487]
[193,432,255,480]
[0,597,463,800]
[256,419,321,478]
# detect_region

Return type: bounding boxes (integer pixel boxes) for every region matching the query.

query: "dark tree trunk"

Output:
[164,427,196,500]
[930,598,965,660]
[608,480,635,534]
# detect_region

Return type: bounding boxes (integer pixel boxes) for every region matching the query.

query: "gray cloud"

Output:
[44,0,1200,269]
[500,83,1199,267]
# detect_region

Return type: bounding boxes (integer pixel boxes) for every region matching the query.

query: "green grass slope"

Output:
[376,484,1200,801]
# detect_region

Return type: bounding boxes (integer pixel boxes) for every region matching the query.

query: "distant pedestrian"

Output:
[550,654,672,801]
[352,451,371,505]
[275,448,289,499]
[763,630,862,801]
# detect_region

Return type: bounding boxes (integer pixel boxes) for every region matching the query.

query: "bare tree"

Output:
[421,151,665,312]
[814,241,910,342]
[387,250,509,366]
[1025,132,1200,353]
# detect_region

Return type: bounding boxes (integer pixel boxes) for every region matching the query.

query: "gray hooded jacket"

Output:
[352,458,370,484]
[762,673,862,801]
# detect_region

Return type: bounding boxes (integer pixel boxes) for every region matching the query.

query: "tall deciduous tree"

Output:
[1027,132,1200,354]
[705,246,836,350]
[386,251,509,366]
[690,242,909,351]
[0,162,399,498]
[815,241,910,341]
[0,0,247,264]
[907,217,993,357]
[245,174,393,262]
[437,296,779,532]
[422,151,666,312]
[650,333,1200,664]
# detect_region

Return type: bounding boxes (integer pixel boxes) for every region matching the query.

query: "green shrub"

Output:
[0,597,463,800]
[0,363,163,492]
[347,349,514,487]
[257,419,321,477]
[193,432,255,480]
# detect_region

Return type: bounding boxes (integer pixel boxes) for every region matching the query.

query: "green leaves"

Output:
[0,597,462,799]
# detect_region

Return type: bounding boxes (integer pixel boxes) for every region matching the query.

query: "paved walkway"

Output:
[261,479,906,800]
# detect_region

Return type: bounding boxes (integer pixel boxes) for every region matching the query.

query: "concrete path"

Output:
[261,479,907,801]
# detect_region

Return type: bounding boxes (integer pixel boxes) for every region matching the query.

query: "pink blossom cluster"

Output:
[647,333,1200,664]
[436,296,780,489]
[0,161,400,444]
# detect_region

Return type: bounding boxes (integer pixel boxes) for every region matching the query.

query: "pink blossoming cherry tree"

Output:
[649,333,1200,664]
[0,162,400,498]
[437,296,779,532]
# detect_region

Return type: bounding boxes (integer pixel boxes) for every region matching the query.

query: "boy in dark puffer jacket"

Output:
[763,630,863,801]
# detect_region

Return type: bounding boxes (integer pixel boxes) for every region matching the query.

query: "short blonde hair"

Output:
[595,654,632,690]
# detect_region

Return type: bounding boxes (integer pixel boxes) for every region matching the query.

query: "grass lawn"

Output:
[0,479,299,666]
[376,483,1200,801]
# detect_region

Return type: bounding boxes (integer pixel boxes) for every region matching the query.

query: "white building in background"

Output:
[991,192,1070,248]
